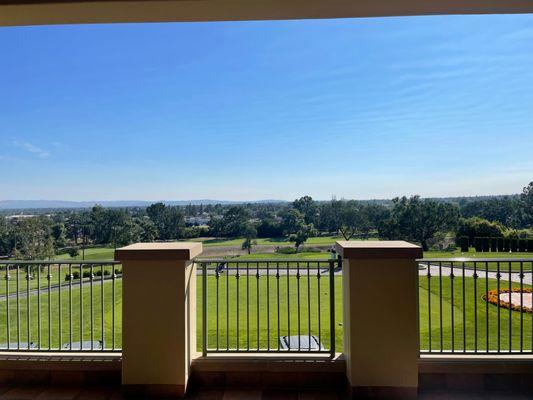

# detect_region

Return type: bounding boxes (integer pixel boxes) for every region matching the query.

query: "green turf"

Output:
[419,276,532,352]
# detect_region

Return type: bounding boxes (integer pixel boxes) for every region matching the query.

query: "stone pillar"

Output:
[335,241,422,399]
[115,242,202,398]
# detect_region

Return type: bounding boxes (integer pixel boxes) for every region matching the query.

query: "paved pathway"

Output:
[418,263,533,285]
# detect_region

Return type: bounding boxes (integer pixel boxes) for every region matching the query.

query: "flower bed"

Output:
[483,288,533,313]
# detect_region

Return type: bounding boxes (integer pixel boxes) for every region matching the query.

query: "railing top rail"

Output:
[418,257,533,263]
[0,260,120,265]
[196,258,340,264]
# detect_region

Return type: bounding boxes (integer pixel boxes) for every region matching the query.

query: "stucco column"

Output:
[335,241,422,399]
[115,242,202,398]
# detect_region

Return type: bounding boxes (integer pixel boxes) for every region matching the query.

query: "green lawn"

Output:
[419,275,532,352]
[1,273,533,353]
[0,278,122,349]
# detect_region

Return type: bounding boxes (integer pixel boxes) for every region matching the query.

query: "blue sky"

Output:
[1,14,532,201]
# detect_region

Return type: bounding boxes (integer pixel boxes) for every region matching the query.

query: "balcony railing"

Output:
[418,258,533,354]
[0,261,122,352]
[198,259,340,357]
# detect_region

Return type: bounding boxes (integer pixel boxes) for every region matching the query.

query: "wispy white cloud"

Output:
[12,141,50,158]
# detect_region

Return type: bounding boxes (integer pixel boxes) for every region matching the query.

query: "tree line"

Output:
[0,182,531,258]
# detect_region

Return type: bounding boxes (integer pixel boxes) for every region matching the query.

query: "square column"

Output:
[336,241,422,399]
[115,242,203,398]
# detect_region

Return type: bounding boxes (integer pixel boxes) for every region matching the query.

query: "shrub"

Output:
[503,238,511,252]
[275,246,297,254]
[457,236,469,252]
[482,237,490,252]
[67,247,79,258]
[474,237,483,252]
[497,237,505,252]
[65,271,80,281]
[114,268,122,275]
[82,271,93,279]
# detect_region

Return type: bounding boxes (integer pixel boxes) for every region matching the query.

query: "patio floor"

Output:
[1,386,533,400]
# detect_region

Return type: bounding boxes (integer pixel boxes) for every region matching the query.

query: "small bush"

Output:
[497,237,505,252]
[65,271,80,281]
[503,238,511,252]
[482,237,490,252]
[114,268,122,275]
[275,246,297,254]
[474,237,483,252]
[67,247,80,258]
[457,236,469,252]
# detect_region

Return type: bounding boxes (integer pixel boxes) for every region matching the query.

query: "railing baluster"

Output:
[100,264,104,351]
[473,261,478,353]
[427,261,431,353]
[256,262,260,351]
[520,261,524,353]
[317,262,322,352]
[329,258,335,358]
[48,264,52,350]
[297,261,301,351]
[202,262,207,356]
[307,261,311,353]
[450,261,454,352]
[80,264,83,347]
[497,261,500,353]
[16,265,20,349]
[266,261,270,351]
[69,263,73,351]
[276,262,280,352]
[58,263,62,351]
[236,262,239,351]
[485,261,489,353]
[5,264,10,349]
[462,261,466,353]
[226,262,229,351]
[286,261,290,351]
[26,265,30,350]
[509,262,512,353]
[90,265,94,351]
[439,262,443,352]
[37,264,41,350]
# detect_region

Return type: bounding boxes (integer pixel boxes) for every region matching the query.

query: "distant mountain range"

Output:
[0,199,286,210]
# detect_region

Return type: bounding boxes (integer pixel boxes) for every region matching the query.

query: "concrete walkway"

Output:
[418,263,533,285]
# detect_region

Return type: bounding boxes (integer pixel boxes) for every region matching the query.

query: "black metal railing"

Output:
[418,258,533,354]
[0,261,122,352]
[198,259,340,357]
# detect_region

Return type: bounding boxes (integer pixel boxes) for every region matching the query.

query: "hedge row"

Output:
[457,237,533,253]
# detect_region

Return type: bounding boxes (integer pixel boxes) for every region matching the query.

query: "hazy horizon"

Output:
[2,15,532,200]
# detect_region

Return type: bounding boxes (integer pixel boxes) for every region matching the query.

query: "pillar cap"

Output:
[115,242,203,261]
[335,240,422,259]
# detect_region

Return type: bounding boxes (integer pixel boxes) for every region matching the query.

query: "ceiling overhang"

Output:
[1,0,533,27]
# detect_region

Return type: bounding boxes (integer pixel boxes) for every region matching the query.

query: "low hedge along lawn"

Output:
[483,288,533,314]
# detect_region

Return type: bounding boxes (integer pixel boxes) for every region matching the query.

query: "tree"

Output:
[379,196,459,251]
[210,206,251,238]
[146,203,185,240]
[293,196,318,225]
[241,224,257,255]
[520,181,533,227]
[456,217,505,244]
[289,224,317,251]
[338,202,360,240]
